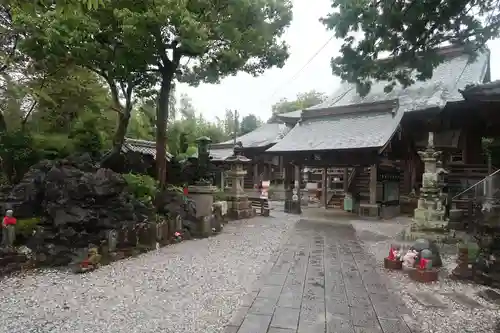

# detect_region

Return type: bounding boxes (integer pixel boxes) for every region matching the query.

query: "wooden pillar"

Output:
[369,164,378,204]
[322,167,328,208]
[220,171,225,189]
[343,168,349,192]
[294,164,302,214]
[253,163,259,186]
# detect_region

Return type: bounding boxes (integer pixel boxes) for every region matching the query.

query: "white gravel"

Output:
[0,213,297,333]
[352,218,500,333]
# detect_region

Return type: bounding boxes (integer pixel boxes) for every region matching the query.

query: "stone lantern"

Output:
[224,144,255,219]
[408,132,447,239]
[187,136,217,237]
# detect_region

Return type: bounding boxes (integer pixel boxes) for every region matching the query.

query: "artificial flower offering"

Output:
[384,244,403,270]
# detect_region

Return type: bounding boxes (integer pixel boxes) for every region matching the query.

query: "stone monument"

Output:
[187,136,217,237]
[224,143,255,219]
[405,132,447,241]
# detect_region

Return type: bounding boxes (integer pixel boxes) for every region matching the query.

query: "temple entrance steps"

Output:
[327,192,344,209]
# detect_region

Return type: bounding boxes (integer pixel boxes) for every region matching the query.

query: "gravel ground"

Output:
[0,213,297,333]
[352,218,500,333]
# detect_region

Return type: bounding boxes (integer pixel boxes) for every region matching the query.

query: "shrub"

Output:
[33,133,75,159]
[15,217,41,237]
[0,130,39,183]
[123,173,158,205]
[213,190,227,201]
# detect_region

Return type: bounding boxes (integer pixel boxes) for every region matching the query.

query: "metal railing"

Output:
[452,168,500,202]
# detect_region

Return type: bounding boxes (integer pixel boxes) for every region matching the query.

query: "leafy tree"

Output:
[322,0,500,96]
[272,90,326,114]
[17,4,157,159]
[110,0,293,187]
[178,93,196,120]
[240,114,262,135]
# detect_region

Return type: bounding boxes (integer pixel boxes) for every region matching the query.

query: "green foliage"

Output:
[123,173,158,205]
[69,114,103,157]
[15,217,41,237]
[0,130,39,183]
[272,91,326,114]
[240,114,262,135]
[185,146,197,157]
[213,190,227,202]
[322,0,500,96]
[32,133,74,159]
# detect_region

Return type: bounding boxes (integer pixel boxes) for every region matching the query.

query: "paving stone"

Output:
[270,307,300,330]
[326,315,354,333]
[346,289,372,309]
[228,306,250,326]
[223,325,239,333]
[351,306,380,328]
[258,285,283,301]
[278,288,303,309]
[298,302,326,333]
[272,263,292,274]
[378,318,412,333]
[238,314,272,333]
[249,297,277,315]
[268,328,296,333]
[284,274,305,288]
[266,273,288,286]
[477,289,500,305]
[442,292,484,308]
[370,293,403,319]
[409,291,448,308]
[353,325,383,333]
[241,292,258,307]
[325,295,350,317]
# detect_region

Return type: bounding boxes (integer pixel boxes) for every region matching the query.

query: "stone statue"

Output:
[2,209,16,249]
[410,238,442,267]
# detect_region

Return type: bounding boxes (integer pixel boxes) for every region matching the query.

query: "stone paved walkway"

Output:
[224,219,414,333]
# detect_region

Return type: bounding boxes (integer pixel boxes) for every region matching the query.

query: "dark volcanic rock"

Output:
[0,153,156,266]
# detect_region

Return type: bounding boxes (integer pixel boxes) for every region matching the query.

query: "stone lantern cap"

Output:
[224,143,251,164]
[196,136,212,144]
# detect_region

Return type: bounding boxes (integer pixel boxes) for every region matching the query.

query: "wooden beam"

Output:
[322,167,328,208]
[369,164,378,204]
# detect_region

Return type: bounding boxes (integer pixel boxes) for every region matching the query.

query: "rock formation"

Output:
[0,154,158,265]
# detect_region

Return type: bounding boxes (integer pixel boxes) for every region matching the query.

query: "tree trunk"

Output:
[156,72,173,189]
[0,111,6,132]
[100,93,132,167]
[112,112,130,154]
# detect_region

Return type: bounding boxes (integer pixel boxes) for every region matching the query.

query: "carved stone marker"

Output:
[106,229,118,252]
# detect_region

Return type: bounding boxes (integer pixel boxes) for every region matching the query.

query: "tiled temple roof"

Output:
[267,46,490,153]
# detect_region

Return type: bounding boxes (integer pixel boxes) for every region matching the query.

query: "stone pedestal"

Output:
[213,201,228,224]
[137,223,157,251]
[359,203,380,219]
[188,184,216,237]
[157,221,170,247]
[409,268,439,283]
[224,146,255,220]
[384,257,403,270]
[188,184,216,218]
[450,247,473,280]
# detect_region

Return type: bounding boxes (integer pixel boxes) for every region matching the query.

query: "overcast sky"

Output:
[176,0,500,123]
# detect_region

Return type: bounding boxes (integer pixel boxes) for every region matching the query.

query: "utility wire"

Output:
[264,34,336,104]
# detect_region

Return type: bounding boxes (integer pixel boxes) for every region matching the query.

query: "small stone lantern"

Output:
[224,144,255,219]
